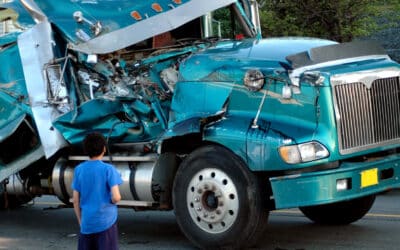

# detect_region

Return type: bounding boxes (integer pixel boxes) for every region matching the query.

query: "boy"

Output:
[72,132,123,250]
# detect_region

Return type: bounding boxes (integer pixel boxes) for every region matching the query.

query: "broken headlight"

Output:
[243,69,264,91]
[279,141,329,164]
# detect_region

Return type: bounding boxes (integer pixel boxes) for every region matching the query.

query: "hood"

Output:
[179,37,337,81]
[27,0,237,54]
[179,38,392,86]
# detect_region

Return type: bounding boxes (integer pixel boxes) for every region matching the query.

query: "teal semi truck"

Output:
[1,0,400,249]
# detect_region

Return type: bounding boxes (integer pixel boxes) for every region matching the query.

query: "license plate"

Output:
[361,168,378,188]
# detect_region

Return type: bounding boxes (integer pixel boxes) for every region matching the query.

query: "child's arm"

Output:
[72,190,81,225]
[111,185,121,204]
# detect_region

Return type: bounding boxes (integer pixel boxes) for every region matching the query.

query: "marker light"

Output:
[336,178,351,191]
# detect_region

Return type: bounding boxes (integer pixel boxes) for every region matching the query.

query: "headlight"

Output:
[279,141,329,164]
[244,69,264,91]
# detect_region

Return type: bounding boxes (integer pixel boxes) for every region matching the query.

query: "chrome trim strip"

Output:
[331,67,400,88]
[117,200,155,207]
[68,199,155,207]
[68,155,157,162]
[290,55,390,86]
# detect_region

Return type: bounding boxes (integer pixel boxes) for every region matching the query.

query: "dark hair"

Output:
[83,132,106,158]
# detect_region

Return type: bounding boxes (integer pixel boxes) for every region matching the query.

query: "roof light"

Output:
[131,11,142,21]
[152,3,163,12]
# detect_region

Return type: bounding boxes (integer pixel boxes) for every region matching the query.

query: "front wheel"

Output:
[299,195,376,225]
[173,145,269,249]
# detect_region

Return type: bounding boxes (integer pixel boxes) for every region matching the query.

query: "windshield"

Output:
[206,2,255,39]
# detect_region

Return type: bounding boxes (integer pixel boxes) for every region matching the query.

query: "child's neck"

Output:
[90,154,104,160]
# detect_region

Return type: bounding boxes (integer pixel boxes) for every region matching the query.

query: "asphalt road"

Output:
[0,190,400,250]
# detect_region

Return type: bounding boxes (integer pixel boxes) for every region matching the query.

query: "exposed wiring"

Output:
[106,121,126,163]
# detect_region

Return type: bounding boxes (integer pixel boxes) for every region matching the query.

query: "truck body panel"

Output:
[1,0,400,248]
[271,153,400,209]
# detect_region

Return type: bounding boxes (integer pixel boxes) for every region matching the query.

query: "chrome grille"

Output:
[333,74,400,154]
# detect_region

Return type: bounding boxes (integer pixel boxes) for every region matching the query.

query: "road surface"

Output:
[0,190,399,250]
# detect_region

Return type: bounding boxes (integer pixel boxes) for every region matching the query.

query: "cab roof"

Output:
[29,0,238,54]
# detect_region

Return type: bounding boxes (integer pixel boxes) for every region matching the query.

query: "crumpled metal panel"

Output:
[0,145,44,183]
[53,99,141,144]
[169,81,232,128]
[0,113,25,143]
[0,40,30,141]
[18,21,68,158]
[32,0,236,54]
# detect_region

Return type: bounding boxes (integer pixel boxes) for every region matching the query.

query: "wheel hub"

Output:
[186,168,239,234]
[203,190,218,210]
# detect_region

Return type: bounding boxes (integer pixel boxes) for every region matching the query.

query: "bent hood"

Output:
[179,37,337,81]
[179,38,391,85]
[29,0,237,54]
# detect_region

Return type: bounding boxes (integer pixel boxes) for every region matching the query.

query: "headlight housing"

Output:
[243,69,264,91]
[279,141,329,164]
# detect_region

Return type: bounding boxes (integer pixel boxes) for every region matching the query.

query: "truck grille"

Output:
[332,70,400,154]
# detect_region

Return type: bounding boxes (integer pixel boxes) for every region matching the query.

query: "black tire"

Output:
[172,145,269,249]
[299,194,376,225]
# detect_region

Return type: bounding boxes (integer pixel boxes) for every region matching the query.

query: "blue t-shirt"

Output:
[72,160,123,234]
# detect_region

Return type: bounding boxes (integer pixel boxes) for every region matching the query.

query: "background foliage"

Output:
[257,0,400,60]
[258,0,400,41]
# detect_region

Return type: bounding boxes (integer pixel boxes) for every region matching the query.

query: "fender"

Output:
[204,116,295,171]
[203,117,249,168]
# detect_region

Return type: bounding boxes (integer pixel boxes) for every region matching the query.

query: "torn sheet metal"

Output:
[18,21,68,158]
[169,81,232,129]
[53,99,143,144]
[61,0,236,54]
[0,145,44,183]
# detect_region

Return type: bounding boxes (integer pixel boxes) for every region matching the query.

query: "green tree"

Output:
[259,0,400,42]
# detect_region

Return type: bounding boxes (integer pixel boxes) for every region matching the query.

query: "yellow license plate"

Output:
[361,168,378,188]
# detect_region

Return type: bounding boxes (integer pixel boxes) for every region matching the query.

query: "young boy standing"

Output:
[72,132,123,250]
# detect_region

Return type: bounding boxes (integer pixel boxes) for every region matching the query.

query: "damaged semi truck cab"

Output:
[1,0,400,248]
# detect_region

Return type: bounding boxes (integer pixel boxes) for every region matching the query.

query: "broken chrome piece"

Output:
[73,11,102,37]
